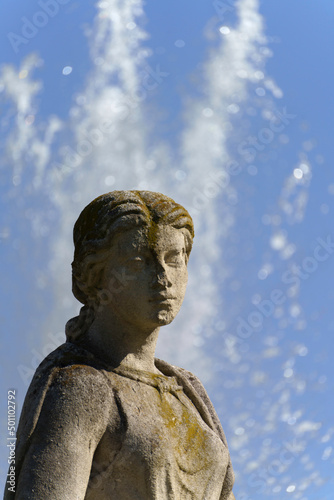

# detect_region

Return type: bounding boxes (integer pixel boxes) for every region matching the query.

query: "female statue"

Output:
[7,190,235,499]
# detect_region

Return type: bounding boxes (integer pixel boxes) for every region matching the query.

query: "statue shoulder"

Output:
[17,343,115,453]
[26,342,112,402]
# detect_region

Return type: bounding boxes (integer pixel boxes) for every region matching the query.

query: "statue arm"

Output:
[15,366,111,500]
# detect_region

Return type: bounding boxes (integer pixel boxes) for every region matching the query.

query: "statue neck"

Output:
[84,310,161,374]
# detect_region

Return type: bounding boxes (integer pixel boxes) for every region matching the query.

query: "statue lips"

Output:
[149,293,176,304]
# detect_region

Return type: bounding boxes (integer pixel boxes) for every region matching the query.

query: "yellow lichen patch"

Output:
[158,391,211,473]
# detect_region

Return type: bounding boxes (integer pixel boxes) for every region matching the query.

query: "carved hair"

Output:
[66,190,194,342]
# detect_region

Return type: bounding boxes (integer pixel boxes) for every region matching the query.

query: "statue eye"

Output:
[128,256,145,267]
[165,250,184,266]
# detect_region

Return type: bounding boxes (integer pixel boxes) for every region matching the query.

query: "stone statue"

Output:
[6,191,235,499]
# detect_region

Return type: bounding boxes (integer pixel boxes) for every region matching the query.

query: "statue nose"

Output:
[154,263,171,287]
[156,272,169,286]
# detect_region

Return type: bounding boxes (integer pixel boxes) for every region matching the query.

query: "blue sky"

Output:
[1,1,334,498]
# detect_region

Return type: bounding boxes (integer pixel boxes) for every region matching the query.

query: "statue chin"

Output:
[153,300,184,327]
[156,310,176,326]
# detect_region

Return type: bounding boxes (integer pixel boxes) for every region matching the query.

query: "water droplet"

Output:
[256,87,265,96]
[227,103,239,114]
[322,446,332,460]
[298,346,308,357]
[219,26,230,35]
[246,418,255,428]
[12,175,21,186]
[280,243,295,260]
[62,66,73,76]
[174,39,185,48]
[254,71,264,80]
[286,485,296,493]
[258,268,268,280]
[126,22,136,30]
[300,162,310,174]
[293,168,303,179]
[25,115,35,125]
[104,175,115,186]
[290,304,301,318]
[321,433,331,443]
[251,294,261,305]
[270,232,286,250]
[273,88,283,98]
[19,70,28,79]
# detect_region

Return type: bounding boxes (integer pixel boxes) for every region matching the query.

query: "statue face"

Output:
[99,225,189,330]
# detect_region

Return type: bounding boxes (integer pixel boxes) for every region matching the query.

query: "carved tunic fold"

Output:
[10,342,235,500]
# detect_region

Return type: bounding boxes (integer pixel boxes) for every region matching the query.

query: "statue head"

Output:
[66,190,194,341]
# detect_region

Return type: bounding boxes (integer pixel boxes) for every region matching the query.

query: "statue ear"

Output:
[181,229,193,262]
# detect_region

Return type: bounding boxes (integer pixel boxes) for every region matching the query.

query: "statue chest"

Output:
[86,374,228,499]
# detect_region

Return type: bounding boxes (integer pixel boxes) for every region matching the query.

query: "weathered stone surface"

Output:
[5,191,235,499]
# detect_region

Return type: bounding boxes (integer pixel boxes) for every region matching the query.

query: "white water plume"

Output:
[0,54,62,188]
[39,0,279,376]
[166,0,280,368]
[0,0,278,373]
